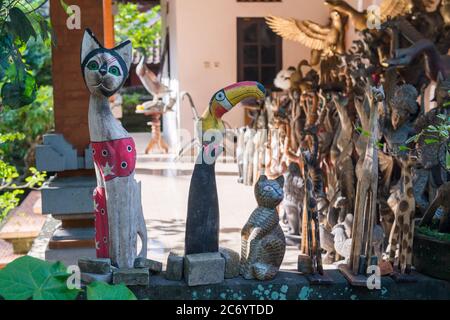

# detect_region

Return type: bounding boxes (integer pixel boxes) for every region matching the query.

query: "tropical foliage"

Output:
[0,132,46,221]
[406,104,450,171]
[114,3,161,57]
[0,1,52,222]
[0,0,52,109]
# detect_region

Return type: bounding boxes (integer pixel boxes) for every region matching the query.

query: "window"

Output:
[237,18,282,89]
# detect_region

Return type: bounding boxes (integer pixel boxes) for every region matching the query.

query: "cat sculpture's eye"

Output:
[109,66,121,76]
[87,60,99,71]
[264,186,274,192]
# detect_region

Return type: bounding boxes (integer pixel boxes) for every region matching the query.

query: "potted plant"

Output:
[406,91,450,281]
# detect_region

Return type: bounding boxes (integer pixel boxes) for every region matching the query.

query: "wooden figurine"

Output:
[240,175,286,280]
[185,82,266,255]
[281,162,304,237]
[266,11,346,65]
[243,128,256,186]
[81,29,147,268]
[136,55,174,155]
[324,0,412,31]
[387,157,418,280]
[419,182,450,233]
[339,85,383,285]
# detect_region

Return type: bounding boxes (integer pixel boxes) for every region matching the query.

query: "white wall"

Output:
[162,0,364,146]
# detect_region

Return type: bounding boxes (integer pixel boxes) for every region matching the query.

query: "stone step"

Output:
[52,227,95,241]
[45,247,96,266]
[49,227,95,250]
[40,176,96,215]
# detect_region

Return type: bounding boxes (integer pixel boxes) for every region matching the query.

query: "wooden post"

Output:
[103,0,115,49]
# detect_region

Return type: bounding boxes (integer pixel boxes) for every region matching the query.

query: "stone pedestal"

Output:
[184,252,225,286]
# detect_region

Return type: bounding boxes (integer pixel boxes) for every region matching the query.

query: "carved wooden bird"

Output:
[324,0,413,31]
[266,10,346,61]
[185,82,266,255]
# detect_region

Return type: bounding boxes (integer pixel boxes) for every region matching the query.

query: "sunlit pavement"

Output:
[133,133,329,271]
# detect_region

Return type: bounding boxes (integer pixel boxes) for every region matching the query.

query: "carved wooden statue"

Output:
[298,131,326,277]
[266,11,346,72]
[185,82,266,255]
[281,162,304,237]
[240,175,286,280]
[81,29,147,268]
[324,0,412,31]
[387,158,417,275]
[419,182,450,233]
[344,85,383,278]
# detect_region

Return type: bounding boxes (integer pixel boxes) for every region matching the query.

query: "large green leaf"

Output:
[1,72,37,108]
[86,282,137,300]
[8,7,36,43]
[0,256,80,300]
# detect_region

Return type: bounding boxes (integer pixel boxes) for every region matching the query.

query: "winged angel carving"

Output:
[266,0,412,64]
[266,11,346,66]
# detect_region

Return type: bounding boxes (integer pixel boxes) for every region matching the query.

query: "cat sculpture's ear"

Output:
[81,29,102,63]
[257,175,268,184]
[275,175,285,187]
[113,40,133,72]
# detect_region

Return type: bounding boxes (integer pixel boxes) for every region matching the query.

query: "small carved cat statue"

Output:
[240,175,286,280]
[81,29,147,268]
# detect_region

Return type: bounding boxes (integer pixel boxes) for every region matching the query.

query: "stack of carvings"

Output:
[248,0,450,281]
[72,0,450,289]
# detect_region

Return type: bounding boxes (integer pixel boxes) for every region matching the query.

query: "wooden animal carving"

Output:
[81,29,147,268]
[266,11,346,64]
[419,182,450,233]
[240,175,286,280]
[185,82,266,255]
[387,159,416,274]
[349,85,383,275]
[325,0,412,31]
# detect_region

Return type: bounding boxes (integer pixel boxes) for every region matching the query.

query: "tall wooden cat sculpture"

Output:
[240,175,286,280]
[81,29,147,268]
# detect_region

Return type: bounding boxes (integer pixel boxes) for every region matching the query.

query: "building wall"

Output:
[161,0,366,145]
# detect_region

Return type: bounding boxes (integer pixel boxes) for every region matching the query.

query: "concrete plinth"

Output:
[130,270,450,300]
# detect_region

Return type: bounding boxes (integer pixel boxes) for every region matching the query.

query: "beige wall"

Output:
[161,0,365,147]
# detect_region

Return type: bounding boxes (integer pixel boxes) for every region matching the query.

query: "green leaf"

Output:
[1,72,37,108]
[0,256,80,300]
[8,7,37,43]
[398,145,410,151]
[405,134,420,144]
[424,138,439,145]
[446,150,450,171]
[86,282,137,300]
[60,0,71,15]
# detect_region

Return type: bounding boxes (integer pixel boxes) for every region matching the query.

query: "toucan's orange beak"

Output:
[210,81,266,119]
[201,81,266,132]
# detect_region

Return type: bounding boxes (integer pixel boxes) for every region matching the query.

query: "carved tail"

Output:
[136,181,148,258]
